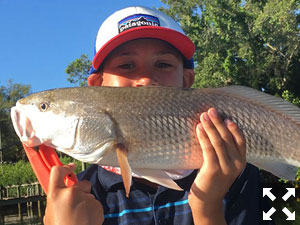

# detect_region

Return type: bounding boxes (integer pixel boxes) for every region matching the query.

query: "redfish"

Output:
[11,86,300,195]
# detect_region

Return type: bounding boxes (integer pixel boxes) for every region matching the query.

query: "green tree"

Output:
[160,0,300,98]
[65,54,92,87]
[0,80,31,162]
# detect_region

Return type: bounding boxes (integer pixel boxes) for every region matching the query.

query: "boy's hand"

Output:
[44,164,104,225]
[188,108,247,225]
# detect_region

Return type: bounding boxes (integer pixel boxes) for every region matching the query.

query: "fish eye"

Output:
[39,102,49,111]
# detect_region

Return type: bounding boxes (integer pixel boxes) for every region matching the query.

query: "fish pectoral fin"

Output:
[116,143,132,198]
[133,168,183,191]
[251,160,298,181]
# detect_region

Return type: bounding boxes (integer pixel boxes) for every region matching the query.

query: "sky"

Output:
[0,0,165,93]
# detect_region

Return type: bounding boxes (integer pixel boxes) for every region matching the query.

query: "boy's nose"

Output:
[134,77,158,87]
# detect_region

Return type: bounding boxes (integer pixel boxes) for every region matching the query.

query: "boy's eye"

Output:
[118,63,135,69]
[156,62,172,68]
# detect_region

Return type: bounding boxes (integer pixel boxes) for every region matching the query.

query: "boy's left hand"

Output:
[188,108,247,224]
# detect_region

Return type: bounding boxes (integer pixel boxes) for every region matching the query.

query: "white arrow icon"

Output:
[282,207,295,220]
[263,207,276,220]
[282,188,295,201]
[263,188,276,201]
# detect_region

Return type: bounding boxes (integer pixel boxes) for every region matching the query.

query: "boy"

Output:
[44,6,267,225]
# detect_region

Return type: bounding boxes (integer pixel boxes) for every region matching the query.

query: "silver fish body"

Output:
[11,86,300,181]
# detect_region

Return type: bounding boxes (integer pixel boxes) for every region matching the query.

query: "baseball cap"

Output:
[92,6,195,70]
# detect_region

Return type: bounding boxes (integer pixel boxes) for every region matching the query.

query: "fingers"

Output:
[197,108,246,171]
[48,164,93,198]
[207,109,237,156]
[196,123,219,167]
[75,180,92,194]
[225,119,246,159]
[225,119,247,169]
[48,163,76,192]
[199,109,230,167]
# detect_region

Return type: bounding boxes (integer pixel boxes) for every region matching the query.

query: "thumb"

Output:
[48,163,76,192]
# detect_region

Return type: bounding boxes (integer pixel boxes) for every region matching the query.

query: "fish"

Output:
[10,85,300,196]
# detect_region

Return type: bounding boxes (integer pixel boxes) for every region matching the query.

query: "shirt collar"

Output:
[98,166,197,192]
[98,166,124,191]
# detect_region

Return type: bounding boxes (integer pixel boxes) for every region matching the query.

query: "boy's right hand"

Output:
[44,164,104,225]
[188,108,246,225]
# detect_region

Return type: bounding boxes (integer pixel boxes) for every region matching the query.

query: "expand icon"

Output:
[263,188,296,221]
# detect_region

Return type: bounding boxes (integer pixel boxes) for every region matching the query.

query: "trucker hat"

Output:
[92,6,195,70]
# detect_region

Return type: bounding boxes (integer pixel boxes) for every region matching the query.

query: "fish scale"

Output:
[11,85,300,185]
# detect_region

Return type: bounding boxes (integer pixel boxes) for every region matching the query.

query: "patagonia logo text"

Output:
[118,14,160,33]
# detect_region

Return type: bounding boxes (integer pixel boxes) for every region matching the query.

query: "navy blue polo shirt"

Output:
[78,164,274,225]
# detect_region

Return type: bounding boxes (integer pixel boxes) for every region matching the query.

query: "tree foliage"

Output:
[0,157,83,186]
[0,160,37,186]
[65,54,92,87]
[160,0,300,99]
[0,80,31,162]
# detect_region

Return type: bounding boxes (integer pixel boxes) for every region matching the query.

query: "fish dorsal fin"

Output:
[133,168,183,191]
[219,85,300,124]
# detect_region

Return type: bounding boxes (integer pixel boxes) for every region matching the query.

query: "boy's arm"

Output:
[188,108,247,225]
[43,164,104,225]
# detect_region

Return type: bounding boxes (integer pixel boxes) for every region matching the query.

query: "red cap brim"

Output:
[92,26,195,70]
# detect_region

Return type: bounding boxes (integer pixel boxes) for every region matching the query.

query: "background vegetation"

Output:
[0,0,299,223]
[0,158,83,187]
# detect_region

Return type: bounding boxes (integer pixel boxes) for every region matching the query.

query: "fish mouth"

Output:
[11,106,42,147]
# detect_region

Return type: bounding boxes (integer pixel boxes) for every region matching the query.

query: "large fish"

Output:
[10,86,300,195]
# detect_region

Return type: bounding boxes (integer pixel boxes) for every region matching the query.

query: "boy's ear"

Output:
[87,73,103,86]
[183,69,195,88]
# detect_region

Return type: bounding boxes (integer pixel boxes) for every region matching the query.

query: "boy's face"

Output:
[89,39,194,88]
